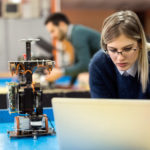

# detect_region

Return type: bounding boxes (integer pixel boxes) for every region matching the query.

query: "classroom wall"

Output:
[62,9,115,32]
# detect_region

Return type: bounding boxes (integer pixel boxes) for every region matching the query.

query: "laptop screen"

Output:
[52,98,150,150]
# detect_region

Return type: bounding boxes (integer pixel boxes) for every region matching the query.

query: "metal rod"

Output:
[26,41,31,60]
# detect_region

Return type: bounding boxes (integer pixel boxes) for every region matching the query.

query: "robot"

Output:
[7,39,55,139]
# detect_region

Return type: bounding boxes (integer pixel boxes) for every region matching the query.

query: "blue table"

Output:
[0,108,59,150]
[0,76,80,150]
[0,122,59,150]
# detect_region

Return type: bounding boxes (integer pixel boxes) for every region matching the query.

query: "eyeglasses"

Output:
[107,46,138,57]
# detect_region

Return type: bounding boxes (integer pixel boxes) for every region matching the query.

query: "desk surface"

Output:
[0,76,89,94]
[0,122,59,150]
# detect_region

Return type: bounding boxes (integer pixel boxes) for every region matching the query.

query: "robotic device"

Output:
[7,39,55,139]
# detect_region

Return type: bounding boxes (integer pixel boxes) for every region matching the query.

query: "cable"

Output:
[48,117,56,133]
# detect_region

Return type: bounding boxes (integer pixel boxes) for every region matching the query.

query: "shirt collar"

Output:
[119,61,138,77]
[66,24,74,40]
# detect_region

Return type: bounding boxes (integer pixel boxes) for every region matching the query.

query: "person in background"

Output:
[89,10,150,98]
[45,13,101,85]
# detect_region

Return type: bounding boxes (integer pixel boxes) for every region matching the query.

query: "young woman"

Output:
[89,10,150,98]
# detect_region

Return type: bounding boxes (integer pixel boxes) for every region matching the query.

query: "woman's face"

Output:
[107,34,140,71]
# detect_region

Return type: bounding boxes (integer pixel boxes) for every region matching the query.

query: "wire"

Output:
[48,116,56,132]
[24,70,32,74]
[10,63,52,76]
[16,64,25,75]
[32,64,52,75]
[31,82,35,93]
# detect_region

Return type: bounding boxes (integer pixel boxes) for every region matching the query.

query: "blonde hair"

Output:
[101,10,150,93]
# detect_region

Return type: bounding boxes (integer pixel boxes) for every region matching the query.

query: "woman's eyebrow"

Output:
[107,43,134,49]
[122,44,134,49]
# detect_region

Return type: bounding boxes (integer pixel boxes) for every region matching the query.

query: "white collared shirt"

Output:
[119,61,138,77]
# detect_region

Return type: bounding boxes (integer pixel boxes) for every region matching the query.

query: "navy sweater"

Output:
[89,50,150,99]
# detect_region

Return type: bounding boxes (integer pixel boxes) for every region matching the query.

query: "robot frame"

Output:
[7,39,55,139]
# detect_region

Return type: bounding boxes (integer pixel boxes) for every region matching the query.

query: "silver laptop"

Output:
[52,98,150,150]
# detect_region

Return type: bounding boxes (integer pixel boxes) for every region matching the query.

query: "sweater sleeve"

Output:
[89,51,117,98]
[64,35,91,77]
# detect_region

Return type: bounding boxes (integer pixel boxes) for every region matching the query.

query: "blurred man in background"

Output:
[45,13,101,86]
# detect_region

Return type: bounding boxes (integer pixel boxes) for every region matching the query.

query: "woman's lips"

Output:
[117,63,128,67]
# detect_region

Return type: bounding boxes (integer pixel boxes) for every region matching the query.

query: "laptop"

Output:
[52,98,150,150]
